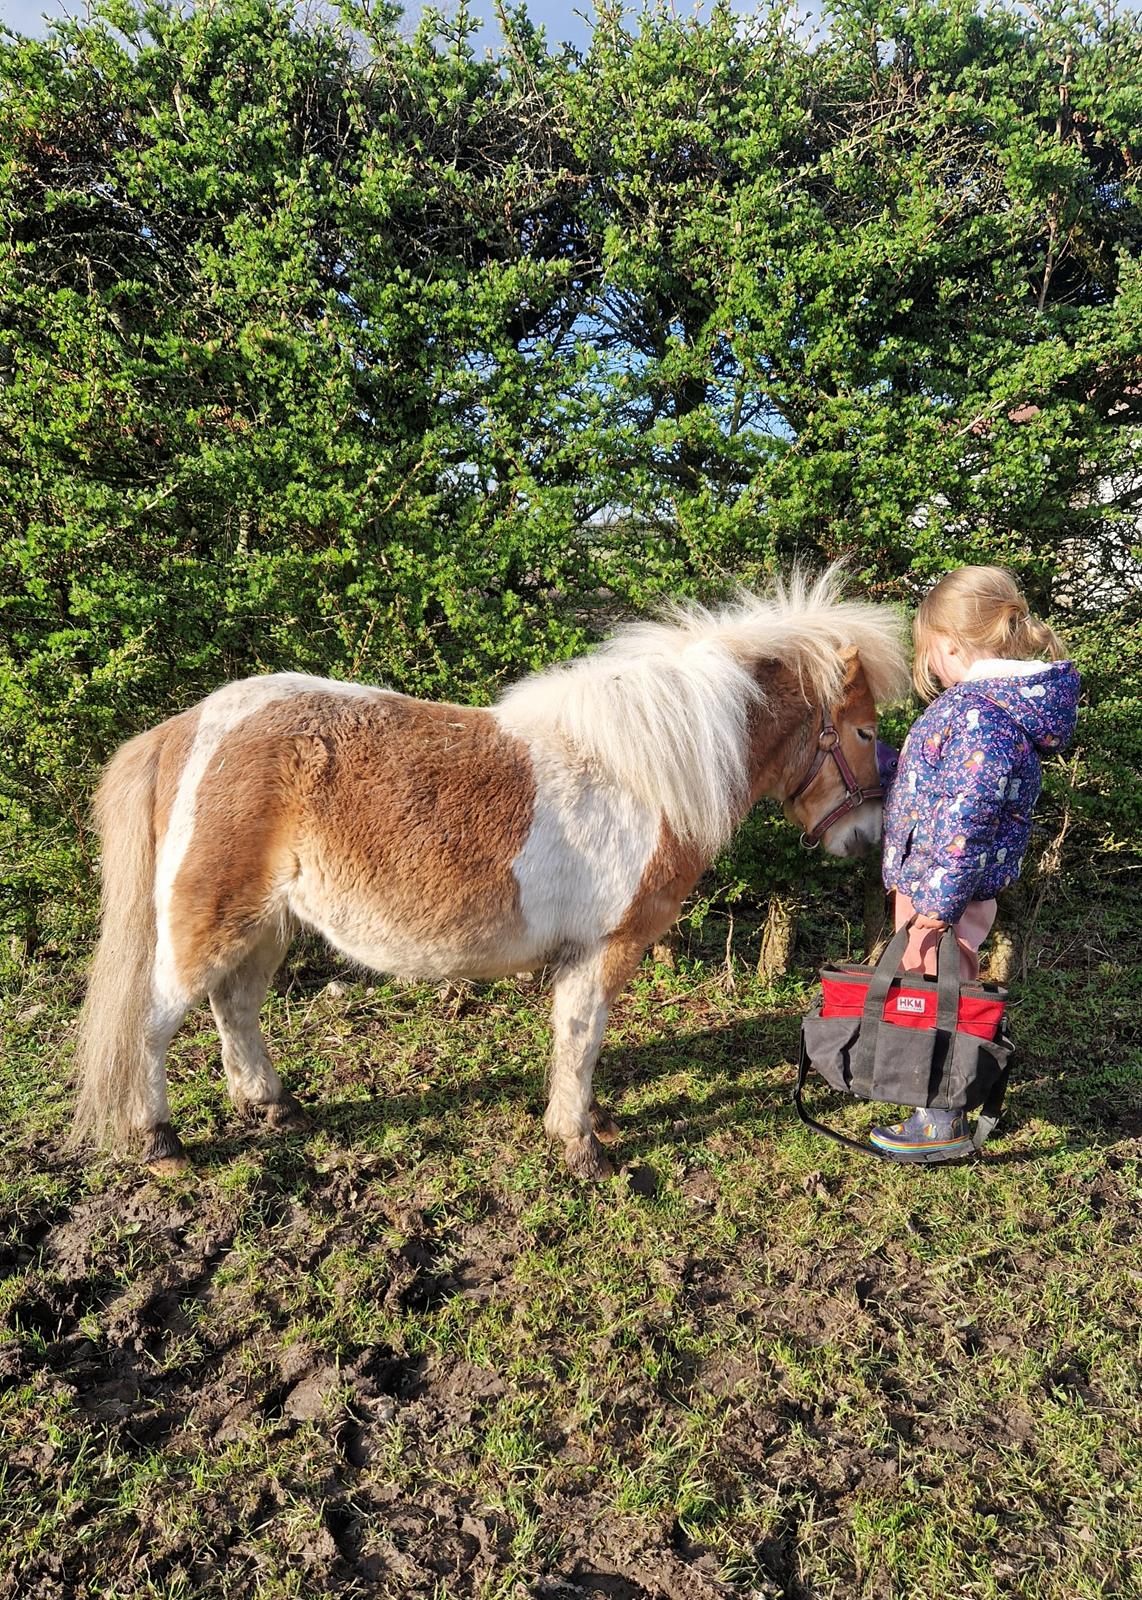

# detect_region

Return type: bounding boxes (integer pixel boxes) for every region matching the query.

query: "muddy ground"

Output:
[2,954,1140,1599]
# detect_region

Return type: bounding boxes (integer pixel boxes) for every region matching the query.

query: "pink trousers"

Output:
[893,891,997,982]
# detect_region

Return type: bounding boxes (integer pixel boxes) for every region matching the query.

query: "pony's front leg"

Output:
[544,937,645,1181]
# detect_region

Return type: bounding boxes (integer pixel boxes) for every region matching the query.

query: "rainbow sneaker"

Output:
[870,1108,974,1164]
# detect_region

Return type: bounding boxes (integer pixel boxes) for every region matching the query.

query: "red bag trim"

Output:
[821,974,1005,1041]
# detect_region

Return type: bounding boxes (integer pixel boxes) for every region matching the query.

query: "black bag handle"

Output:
[971,1045,1013,1149]
[934,925,961,1036]
[848,923,912,1096]
[794,1032,880,1156]
[925,925,964,1105]
[859,922,915,1024]
[850,920,916,1094]
[850,919,961,1097]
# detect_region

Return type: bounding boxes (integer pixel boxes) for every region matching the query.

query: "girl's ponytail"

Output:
[1013,611,1065,661]
[995,592,1065,660]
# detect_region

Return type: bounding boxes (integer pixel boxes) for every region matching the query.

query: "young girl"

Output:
[872,566,1080,1162]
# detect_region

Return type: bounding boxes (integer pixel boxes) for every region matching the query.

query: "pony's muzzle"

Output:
[821,800,883,858]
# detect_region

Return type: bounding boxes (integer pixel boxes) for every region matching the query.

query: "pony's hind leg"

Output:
[544,937,646,1181]
[139,992,194,1174]
[208,922,306,1132]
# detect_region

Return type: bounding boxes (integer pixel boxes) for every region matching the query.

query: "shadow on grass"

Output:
[182,1006,1138,1186]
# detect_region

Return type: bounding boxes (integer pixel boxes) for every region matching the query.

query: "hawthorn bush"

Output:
[1,0,1139,957]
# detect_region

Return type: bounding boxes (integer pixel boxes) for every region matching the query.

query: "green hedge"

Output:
[1,0,1139,957]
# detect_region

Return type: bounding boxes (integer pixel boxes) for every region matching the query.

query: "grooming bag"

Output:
[794,922,1013,1158]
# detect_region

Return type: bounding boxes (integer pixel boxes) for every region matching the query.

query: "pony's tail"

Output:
[70,726,163,1152]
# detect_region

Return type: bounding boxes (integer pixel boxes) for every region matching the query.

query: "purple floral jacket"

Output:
[881,661,1080,923]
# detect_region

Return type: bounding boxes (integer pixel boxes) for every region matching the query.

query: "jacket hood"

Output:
[965,660,1080,753]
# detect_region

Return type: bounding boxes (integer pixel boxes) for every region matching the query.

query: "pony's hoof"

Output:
[564,1133,614,1182]
[589,1102,622,1145]
[261,1094,310,1133]
[142,1121,189,1176]
[148,1156,190,1177]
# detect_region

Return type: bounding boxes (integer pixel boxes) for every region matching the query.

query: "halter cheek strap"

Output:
[789,712,883,849]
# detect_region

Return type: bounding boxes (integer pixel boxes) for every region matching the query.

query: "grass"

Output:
[0,898,1140,1600]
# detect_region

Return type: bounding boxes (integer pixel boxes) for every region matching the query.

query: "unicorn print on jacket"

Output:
[881,660,1080,922]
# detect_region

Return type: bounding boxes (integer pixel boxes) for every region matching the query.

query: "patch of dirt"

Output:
[1,1104,1138,1600]
[0,1151,739,1599]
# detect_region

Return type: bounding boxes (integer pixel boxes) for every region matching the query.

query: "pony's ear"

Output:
[841,644,862,685]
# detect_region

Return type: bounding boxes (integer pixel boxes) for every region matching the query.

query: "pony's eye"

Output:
[856,727,874,742]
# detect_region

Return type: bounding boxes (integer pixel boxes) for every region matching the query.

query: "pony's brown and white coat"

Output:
[72,568,908,1178]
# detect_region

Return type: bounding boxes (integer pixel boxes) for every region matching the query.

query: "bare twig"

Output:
[1020,751,1081,984]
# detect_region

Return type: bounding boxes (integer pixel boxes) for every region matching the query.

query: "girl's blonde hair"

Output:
[913,565,1065,700]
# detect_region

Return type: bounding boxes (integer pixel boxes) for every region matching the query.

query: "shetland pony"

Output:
[72,569,907,1179]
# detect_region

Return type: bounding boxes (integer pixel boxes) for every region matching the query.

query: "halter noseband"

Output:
[788,710,882,849]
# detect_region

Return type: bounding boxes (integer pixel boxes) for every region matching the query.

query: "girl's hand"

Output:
[913,914,948,931]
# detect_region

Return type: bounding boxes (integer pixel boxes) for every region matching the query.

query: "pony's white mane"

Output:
[495,566,909,856]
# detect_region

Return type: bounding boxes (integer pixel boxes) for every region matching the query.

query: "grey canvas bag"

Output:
[794,922,1014,1158]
